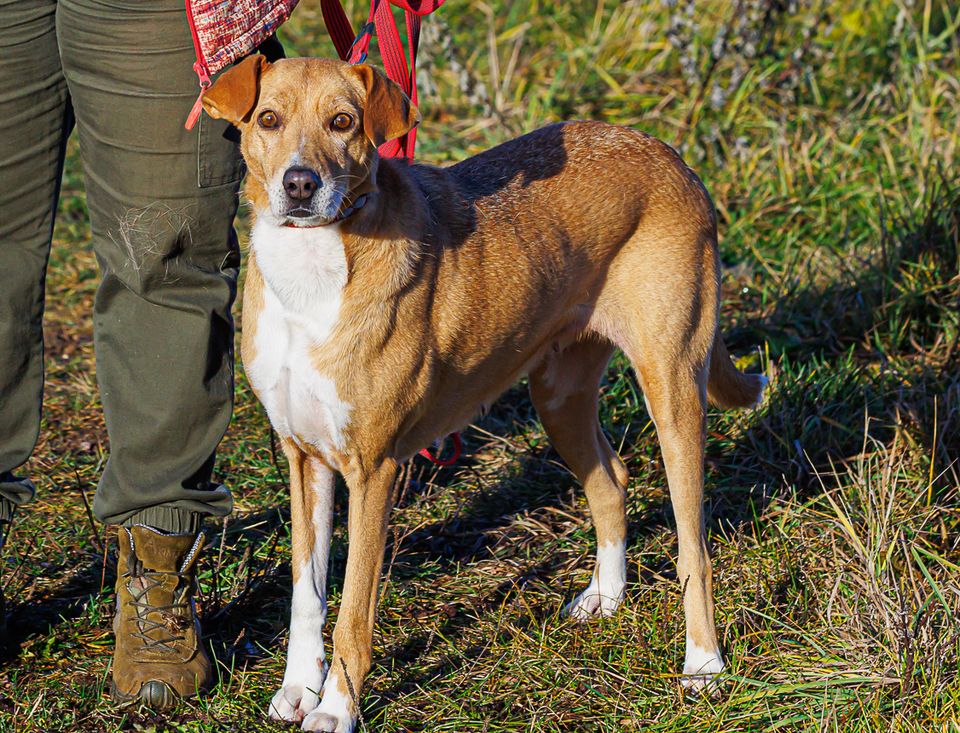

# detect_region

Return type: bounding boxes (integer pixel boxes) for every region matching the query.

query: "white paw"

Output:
[563,584,624,619]
[268,679,324,722]
[302,707,355,732]
[681,645,725,695]
[564,541,626,620]
[301,673,356,732]
[680,670,724,696]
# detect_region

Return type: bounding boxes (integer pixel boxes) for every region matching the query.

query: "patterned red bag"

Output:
[184,0,299,128]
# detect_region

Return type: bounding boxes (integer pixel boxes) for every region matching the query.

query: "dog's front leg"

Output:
[270,444,336,723]
[302,459,397,733]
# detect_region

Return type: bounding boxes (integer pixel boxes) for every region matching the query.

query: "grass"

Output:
[1,0,959,730]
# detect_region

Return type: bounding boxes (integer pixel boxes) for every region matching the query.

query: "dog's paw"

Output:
[301,675,356,732]
[302,708,355,733]
[563,584,623,620]
[681,647,725,696]
[268,682,322,723]
[680,671,725,697]
[564,543,626,620]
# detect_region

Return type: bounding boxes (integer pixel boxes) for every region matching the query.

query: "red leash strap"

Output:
[403,10,422,156]
[321,0,460,465]
[373,0,410,157]
[418,432,462,467]
[320,0,446,158]
[320,0,357,60]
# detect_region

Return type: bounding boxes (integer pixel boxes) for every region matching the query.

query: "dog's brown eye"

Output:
[332,113,353,131]
[258,110,280,129]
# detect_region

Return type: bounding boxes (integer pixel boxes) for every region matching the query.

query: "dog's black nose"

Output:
[283,167,321,201]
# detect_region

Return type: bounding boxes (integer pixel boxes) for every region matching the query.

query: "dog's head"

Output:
[203,56,419,227]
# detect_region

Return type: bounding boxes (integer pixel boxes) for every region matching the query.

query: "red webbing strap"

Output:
[374,1,409,85]
[388,0,446,12]
[321,0,446,158]
[348,1,377,64]
[320,0,357,61]
[418,431,462,467]
[373,0,409,157]
[403,11,421,156]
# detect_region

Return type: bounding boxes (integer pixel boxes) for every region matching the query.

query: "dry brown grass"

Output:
[1,1,958,731]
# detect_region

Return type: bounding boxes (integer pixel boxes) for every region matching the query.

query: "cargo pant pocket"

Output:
[197,113,244,188]
[196,36,284,188]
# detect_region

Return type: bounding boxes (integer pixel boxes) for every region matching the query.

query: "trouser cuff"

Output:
[0,471,35,514]
[0,497,13,524]
[122,506,203,535]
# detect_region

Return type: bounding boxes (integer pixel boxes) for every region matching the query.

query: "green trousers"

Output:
[0,0,259,532]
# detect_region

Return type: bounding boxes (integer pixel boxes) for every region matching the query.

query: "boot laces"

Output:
[125,568,193,653]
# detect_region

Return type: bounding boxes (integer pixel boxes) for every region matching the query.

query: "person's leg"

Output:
[56,0,251,704]
[0,0,71,527]
[57,0,244,534]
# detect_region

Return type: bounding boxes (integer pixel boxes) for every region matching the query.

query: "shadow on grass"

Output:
[199,176,959,708]
[198,500,297,668]
[364,429,669,708]
[1,553,113,663]
[712,174,959,520]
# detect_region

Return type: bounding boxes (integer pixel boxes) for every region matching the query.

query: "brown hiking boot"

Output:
[111,525,211,708]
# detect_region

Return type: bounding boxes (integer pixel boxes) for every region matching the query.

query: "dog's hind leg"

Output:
[269,441,336,723]
[638,355,724,691]
[633,352,724,692]
[609,247,726,692]
[529,338,629,619]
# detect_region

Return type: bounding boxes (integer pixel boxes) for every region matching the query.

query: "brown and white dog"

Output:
[202,55,766,732]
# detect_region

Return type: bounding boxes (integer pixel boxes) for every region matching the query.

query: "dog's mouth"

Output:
[285,206,315,218]
[281,207,330,227]
[273,184,345,228]
[277,193,369,228]
[280,212,334,228]
[277,200,340,227]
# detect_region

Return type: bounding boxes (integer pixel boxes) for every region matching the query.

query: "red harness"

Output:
[321,0,447,159]
[322,0,462,467]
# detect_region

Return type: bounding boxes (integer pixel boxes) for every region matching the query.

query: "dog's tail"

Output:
[707,331,767,410]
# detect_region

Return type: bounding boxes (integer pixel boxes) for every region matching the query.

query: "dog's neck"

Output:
[251,154,481,329]
[337,158,437,294]
[344,158,431,238]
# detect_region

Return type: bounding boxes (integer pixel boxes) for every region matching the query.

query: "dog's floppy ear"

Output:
[202,55,270,124]
[352,64,421,147]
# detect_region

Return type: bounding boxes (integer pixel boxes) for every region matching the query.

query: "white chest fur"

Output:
[247,220,352,460]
